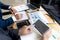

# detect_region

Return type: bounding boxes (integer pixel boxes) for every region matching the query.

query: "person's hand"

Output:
[18,25,32,35]
[9,7,17,13]
[42,30,52,40]
[15,14,23,20]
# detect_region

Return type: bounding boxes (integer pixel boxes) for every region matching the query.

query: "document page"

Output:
[13,4,29,12]
[12,11,28,21]
[28,11,49,24]
[49,29,60,40]
[20,26,41,40]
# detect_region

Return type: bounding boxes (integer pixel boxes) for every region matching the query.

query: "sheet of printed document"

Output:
[20,32,41,40]
[49,29,60,40]
[12,11,28,21]
[28,11,49,24]
[13,4,29,12]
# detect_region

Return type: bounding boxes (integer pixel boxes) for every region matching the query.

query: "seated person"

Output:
[0,2,52,40]
[0,2,32,40]
[0,25,52,40]
[0,25,32,40]
[0,2,17,30]
[18,25,52,40]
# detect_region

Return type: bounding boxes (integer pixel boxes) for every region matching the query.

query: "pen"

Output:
[52,35,56,39]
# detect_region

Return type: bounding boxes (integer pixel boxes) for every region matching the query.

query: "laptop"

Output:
[27,0,41,10]
[33,20,49,35]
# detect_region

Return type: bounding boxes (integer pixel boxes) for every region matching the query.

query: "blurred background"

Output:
[0,0,27,5]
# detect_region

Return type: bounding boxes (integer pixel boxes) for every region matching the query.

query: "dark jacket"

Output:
[0,2,14,30]
[0,2,20,40]
[0,28,20,40]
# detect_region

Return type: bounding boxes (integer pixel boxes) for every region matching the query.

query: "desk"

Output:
[40,7,60,40]
[13,6,60,40]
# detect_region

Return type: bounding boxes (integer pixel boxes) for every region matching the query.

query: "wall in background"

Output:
[0,0,27,12]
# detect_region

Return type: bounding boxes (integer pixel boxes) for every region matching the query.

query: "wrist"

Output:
[18,29,22,35]
[9,6,12,9]
[42,36,49,40]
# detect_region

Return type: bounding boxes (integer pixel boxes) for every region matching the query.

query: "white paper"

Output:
[28,12,39,24]
[49,29,60,40]
[20,32,41,40]
[13,4,29,12]
[49,36,56,40]
[12,11,28,21]
[38,11,49,23]
[28,11,49,24]
[52,30,60,39]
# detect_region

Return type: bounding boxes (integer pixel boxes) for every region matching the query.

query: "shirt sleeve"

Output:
[8,29,20,40]
[12,16,16,22]
[0,2,10,9]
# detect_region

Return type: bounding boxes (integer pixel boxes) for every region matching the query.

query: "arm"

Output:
[0,17,14,30]
[41,30,52,40]
[8,25,32,40]
[0,2,10,9]
[8,29,20,40]
[0,12,23,30]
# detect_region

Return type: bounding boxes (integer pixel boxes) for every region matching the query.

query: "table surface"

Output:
[40,7,60,40]
[12,6,60,40]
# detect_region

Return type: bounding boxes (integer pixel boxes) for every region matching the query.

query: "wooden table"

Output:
[13,6,60,40]
[40,6,60,40]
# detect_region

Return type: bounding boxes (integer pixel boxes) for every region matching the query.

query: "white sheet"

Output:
[12,11,28,21]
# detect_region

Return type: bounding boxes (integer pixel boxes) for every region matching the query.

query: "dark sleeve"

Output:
[0,17,14,30]
[0,2,10,9]
[55,0,60,7]
[8,29,20,40]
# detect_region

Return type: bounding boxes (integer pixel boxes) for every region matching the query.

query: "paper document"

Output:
[49,29,60,40]
[20,32,41,40]
[13,4,29,12]
[12,11,28,21]
[28,11,49,24]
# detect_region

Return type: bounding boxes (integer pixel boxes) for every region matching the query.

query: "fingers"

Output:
[19,25,32,35]
[24,25,30,29]
[23,25,32,32]
[44,30,52,35]
[43,29,52,39]
[10,7,17,13]
[10,7,23,20]
[15,14,23,20]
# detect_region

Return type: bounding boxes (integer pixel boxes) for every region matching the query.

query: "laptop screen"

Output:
[30,0,41,8]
